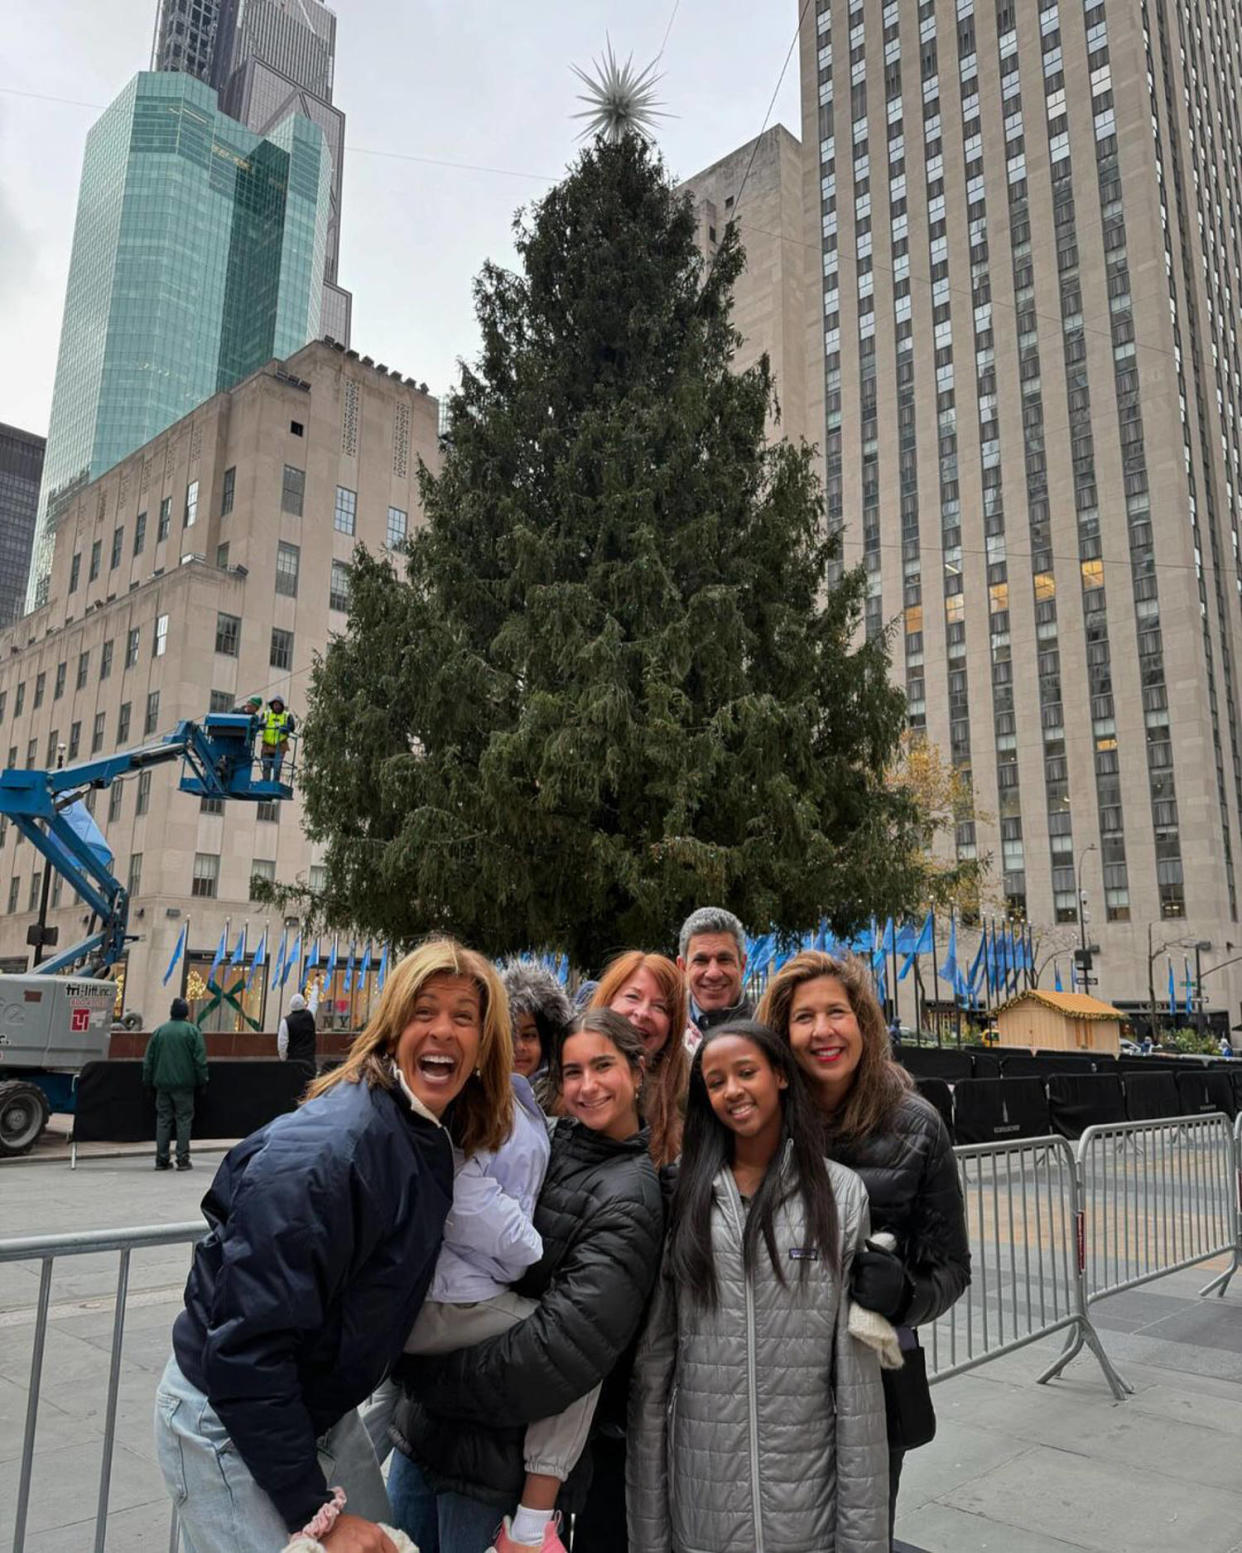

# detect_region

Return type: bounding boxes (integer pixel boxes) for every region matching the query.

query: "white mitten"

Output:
[847,1229,905,1370]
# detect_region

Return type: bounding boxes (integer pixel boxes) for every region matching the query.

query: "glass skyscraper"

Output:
[29,71,329,608]
[0,426,44,627]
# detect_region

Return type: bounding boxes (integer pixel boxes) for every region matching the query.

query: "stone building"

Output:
[0,339,438,1028]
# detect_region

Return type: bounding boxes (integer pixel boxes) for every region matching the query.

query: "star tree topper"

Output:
[571,40,667,143]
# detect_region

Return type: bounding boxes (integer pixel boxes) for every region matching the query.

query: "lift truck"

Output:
[0,714,292,1155]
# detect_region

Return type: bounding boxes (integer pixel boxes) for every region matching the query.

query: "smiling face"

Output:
[787,975,864,1108]
[680,931,746,1013]
[608,966,672,1059]
[394,972,483,1116]
[512,1010,543,1078]
[559,1030,642,1141]
[701,1034,786,1147]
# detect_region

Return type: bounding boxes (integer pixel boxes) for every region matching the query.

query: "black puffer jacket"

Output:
[391,1117,665,1506]
[830,1091,970,1327]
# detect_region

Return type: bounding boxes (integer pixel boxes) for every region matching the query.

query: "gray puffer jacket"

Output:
[627,1157,889,1553]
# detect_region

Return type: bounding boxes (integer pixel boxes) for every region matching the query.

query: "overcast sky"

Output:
[0,0,801,435]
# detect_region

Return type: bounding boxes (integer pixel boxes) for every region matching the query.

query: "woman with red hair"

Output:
[589,951,688,1169]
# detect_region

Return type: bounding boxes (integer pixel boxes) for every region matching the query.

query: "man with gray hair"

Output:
[677,906,753,1039]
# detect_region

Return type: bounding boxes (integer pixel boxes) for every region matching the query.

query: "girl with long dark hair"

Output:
[628,1021,889,1553]
[757,953,970,1539]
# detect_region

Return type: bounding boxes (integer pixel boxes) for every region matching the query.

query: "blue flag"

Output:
[377,941,389,991]
[1055,962,1063,993]
[229,927,246,968]
[271,931,289,989]
[1183,957,1194,1019]
[207,928,227,991]
[306,939,320,972]
[245,929,267,992]
[358,941,372,989]
[281,931,302,989]
[343,941,357,994]
[162,922,187,987]
[899,912,933,980]
[967,936,986,1004]
[325,937,339,987]
[1167,959,1176,1016]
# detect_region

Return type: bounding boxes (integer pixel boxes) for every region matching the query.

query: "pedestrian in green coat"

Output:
[143,998,209,1171]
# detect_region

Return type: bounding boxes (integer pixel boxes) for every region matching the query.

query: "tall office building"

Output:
[800,0,1242,1022]
[680,126,810,449]
[0,427,45,628]
[152,0,352,345]
[0,340,439,1026]
[29,71,330,611]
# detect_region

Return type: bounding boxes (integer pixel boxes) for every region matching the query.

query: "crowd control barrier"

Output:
[0,1220,204,1553]
[1200,1110,1242,1299]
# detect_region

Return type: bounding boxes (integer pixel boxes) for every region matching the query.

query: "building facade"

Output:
[0,341,439,1028]
[679,125,810,448]
[800,0,1242,1024]
[0,427,44,629]
[152,0,352,345]
[29,71,331,612]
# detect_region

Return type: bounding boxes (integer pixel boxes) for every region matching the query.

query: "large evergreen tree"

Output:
[298,133,937,966]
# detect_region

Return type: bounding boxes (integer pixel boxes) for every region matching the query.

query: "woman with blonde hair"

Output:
[154,938,513,1553]
[757,950,969,1541]
[589,951,688,1169]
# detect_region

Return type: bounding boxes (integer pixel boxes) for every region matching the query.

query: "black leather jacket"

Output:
[830,1091,970,1327]
[391,1117,666,1506]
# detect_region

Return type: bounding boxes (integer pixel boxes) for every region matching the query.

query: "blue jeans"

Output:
[387,1449,502,1553]
[154,1355,390,1553]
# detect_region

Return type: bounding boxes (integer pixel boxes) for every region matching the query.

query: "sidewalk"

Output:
[0,1154,1239,1551]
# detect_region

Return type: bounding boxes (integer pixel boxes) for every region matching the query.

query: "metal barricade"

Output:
[0,1220,204,1553]
[926,1135,1129,1400]
[1200,1108,1241,1298]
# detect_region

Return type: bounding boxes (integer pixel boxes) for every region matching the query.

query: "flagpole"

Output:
[275,923,291,1032]
[890,924,900,1028]
[929,907,939,1043]
[179,915,191,1004]
[953,911,962,1047]
[263,918,271,1030]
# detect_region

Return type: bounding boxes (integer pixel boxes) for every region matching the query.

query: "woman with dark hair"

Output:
[387,1010,665,1553]
[154,939,514,1553]
[629,1020,889,1552]
[757,953,970,1539]
[500,959,574,1106]
[589,951,688,1169]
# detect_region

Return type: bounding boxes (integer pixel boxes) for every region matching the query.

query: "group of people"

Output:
[154,908,970,1553]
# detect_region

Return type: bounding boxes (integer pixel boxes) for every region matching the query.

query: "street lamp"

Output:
[1075,843,1097,983]
[1194,940,1213,1034]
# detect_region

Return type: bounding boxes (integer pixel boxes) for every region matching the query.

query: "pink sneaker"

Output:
[486,1514,568,1553]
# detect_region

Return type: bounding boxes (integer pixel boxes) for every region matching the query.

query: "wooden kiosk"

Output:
[994,989,1125,1056]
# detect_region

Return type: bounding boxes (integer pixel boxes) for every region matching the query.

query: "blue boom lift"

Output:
[0,713,292,1154]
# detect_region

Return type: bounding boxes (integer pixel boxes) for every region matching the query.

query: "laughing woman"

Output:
[154,939,513,1553]
[628,1021,889,1553]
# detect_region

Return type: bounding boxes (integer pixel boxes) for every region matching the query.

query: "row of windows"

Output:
[0,617,169,727]
[1,688,162,773]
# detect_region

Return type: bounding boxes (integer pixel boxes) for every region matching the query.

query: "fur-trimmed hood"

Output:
[500,959,574,1056]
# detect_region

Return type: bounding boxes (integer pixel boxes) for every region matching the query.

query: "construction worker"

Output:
[235,693,263,718]
[260,696,295,782]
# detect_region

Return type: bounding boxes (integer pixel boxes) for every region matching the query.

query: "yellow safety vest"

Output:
[262,709,291,747]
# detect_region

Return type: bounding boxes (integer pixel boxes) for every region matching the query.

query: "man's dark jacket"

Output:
[173,1076,452,1531]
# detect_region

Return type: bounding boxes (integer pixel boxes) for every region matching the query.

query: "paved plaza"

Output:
[0,1149,1239,1552]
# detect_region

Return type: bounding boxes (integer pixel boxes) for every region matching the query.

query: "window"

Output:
[45,729,59,765]
[89,540,101,582]
[6,744,15,768]
[68,721,80,760]
[309,863,327,892]
[53,662,66,700]
[256,800,280,823]
[290,420,304,437]
[136,769,151,815]
[216,543,229,569]
[100,639,113,680]
[201,796,224,815]
[281,465,305,516]
[24,738,35,767]
[191,853,219,899]
[68,552,81,593]
[270,627,294,670]
[144,690,160,736]
[117,702,131,743]
[275,541,300,597]
[133,511,147,555]
[154,614,169,657]
[14,682,23,715]
[386,507,408,547]
[6,877,17,913]
[108,783,123,822]
[28,873,41,912]
[329,559,350,613]
[33,672,44,709]
[157,496,171,540]
[184,479,199,528]
[0,690,5,725]
[110,526,124,569]
[250,858,276,897]
[215,612,241,656]
[209,689,232,713]
[50,874,63,908]
[334,486,357,535]
[91,712,106,754]
[76,651,89,690]
[221,466,235,516]
[127,853,142,896]
[125,628,140,668]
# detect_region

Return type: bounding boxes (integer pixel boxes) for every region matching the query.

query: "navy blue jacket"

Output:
[173,1075,452,1532]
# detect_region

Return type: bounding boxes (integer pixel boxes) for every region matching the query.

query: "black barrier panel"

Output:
[1175,1069,1238,1120]
[1234,1071,1242,1115]
[74,1060,306,1144]
[1048,1073,1127,1140]
[1034,1050,1098,1071]
[897,1047,973,1082]
[1122,1071,1181,1123]
[968,1049,1003,1078]
[1117,1058,1179,1073]
[951,1077,1051,1145]
[997,1054,1048,1078]
[914,1077,954,1140]
[1090,1053,1119,1072]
